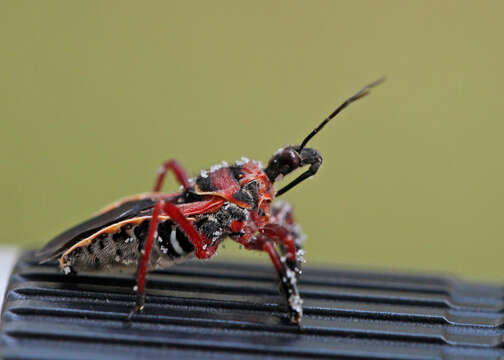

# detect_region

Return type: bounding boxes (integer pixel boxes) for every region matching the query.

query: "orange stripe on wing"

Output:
[58,215,170,269]
[59,197,225,269]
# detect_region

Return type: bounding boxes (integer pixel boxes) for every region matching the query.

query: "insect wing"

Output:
[36,198,157,262]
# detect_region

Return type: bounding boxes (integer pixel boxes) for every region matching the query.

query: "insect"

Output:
[37,79,383,324]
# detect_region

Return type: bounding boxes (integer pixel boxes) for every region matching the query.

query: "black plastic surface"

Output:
[2,252,504,359]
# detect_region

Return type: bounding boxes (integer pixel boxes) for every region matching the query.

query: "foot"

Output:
[127,294,145,320]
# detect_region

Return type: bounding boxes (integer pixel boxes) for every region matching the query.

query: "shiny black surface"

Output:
[2,252,504,359]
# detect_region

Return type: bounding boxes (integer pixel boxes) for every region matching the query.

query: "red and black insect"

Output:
[37,79,383,324]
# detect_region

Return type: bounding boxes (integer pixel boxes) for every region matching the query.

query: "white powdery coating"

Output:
[235,156,250,166]
[200,170,209,178]
[289,293,304,316]
[296,249,306,264]
[253,159,264,168]
[170,229,184,255]
[286,266,303,317]
[294,224,307,245]
[273,201,292,220]
[274,147,285,155]
[294,267,303,277]
[209,161,229,172]
[285,268,297,287]
[182,177,195,190]
[234,156,264,168]
[121,258,136,266]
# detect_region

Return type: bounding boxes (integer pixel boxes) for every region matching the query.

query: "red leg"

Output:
[269,201,306,276]
[153,159,191,192]
[260,224,303,322]
[234,221,303,324]
[129,200,163,318]
[248,236,303,324]
[130,200,218,318]
[259,224,296,264]
[230,202,304,323]
[161,201,217,259]
[270,201,305,248]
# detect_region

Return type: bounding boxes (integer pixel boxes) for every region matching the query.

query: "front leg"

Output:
[262,240,303,324]
[236,225,304,324]
[269,201,306,277]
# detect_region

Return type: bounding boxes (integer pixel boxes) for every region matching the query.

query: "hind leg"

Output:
[153,159,191,192]
[130,200,217,318]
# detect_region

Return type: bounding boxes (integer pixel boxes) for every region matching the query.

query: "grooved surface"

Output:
[1,253,504,359]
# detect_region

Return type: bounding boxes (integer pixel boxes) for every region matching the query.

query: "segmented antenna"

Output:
[299,78,385,150]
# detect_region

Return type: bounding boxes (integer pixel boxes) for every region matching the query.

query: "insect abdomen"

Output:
[155,220,195,261]
[60,201,247,274]
[60,219,196,274]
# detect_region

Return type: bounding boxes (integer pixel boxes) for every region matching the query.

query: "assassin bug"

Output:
[37,79,383,324]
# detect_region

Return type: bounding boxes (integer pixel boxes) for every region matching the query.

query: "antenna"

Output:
[299,77,385,150]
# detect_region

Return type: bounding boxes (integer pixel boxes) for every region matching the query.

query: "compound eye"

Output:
[279,148,300,174]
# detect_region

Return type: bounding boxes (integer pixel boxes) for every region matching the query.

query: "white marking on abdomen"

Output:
[170,228,184,255]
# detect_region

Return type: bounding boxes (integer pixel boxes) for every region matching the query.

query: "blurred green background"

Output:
[1,1,503,281]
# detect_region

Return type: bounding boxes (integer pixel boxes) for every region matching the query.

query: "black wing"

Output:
[36,198,157,263]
